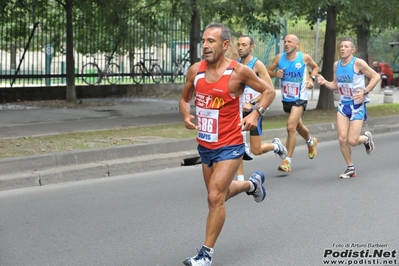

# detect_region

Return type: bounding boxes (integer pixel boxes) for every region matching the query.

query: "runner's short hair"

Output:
[204,22,231,42]
[340,37,356,48]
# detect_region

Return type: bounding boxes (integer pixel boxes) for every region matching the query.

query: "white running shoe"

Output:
[339,168,356,179]
[246,171,266,203]
[183,246,213,266]
[272,138,287,159]
[364,131,374,154]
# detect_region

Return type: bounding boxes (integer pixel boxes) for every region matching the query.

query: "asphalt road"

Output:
[1,132,398,266]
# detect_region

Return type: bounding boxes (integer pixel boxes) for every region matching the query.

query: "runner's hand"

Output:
[184,114,199,130]
[239,111,258,131]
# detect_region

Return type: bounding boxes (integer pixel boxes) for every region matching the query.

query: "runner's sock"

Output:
[247,180,255,193]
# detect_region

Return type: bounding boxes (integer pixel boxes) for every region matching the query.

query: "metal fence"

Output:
[2,3,396,89]
[0,3,191,87]
[0,2,328,89]
[0,2,327,88]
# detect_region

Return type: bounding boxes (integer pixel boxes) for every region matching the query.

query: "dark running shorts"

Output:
[242,111,263,136]
[282,100,308,113]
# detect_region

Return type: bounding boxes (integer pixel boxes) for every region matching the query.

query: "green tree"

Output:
[3,0,399,106]
[369,29,399,69]
[170,0,285,66]
[337,0,399,62]
[1,0,164,102]
[55,0,160,102]
[57,0,76,101]
[169,0,341,109]
[269,0,343,110]
[278,0,399,109]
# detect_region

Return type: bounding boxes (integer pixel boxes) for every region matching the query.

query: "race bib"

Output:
[196,107,219,142]
[282,81,300,98]
[338,82,354,100]
[242,92,254,104]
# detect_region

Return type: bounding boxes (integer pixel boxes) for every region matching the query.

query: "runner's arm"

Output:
[317,62,338,90]
[238,64,276,130]
[266,54,283,78]
[179,63,200,130]
[356,59,380,94]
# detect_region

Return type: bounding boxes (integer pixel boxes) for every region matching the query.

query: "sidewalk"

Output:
[1,88,399,191]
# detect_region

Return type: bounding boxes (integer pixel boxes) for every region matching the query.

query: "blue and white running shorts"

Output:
[337,102,367,121]
[197,143,244,167]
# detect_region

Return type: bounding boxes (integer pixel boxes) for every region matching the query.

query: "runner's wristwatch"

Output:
[249,99,256,105]
[256,106,266,116]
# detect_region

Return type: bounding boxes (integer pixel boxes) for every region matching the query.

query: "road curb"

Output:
[0,150,200,191]
[1,115,398,191]
[0,138,198,175]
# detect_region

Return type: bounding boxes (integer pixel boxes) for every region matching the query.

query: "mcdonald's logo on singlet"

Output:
[211,97,225,109]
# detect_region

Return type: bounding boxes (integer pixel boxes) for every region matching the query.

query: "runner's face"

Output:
[284,36,298,54]
[340,41,355,59]
[202,28,227,63]
[237,37,252,59]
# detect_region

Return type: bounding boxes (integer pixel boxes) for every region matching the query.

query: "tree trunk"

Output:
[10,45,16,70]
[65,0,76,102]
[356,22,371,85]
[189,0,200,65]
[316,5,337,110]
[356,22,370,62]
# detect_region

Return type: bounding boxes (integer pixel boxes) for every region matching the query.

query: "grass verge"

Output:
[0,103,398,159]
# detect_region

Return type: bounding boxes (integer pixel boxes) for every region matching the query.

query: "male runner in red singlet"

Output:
[179,22,276,266]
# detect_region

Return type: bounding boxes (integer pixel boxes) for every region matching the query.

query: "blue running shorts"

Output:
[337,102,367,121]
[197,143,245,167]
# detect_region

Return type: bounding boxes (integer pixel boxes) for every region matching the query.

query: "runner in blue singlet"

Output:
[235,35,287,181]
[267,34,320,173]
[317,37,380,178]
